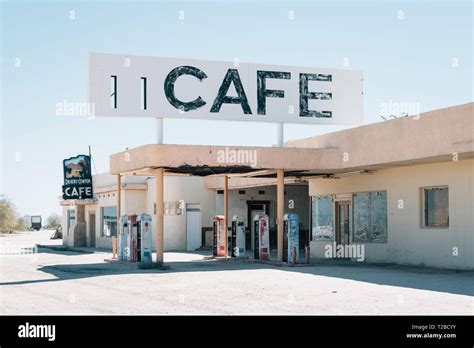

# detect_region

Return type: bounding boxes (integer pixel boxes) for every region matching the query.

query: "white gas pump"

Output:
[137,213,153,264]
[118,215,129,261]
[231,216,246,257]
[253,214,270,260]
[213,215,226,257]
[128,215,138,262]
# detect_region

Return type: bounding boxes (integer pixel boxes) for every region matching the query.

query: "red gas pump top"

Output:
[128,215,138,222]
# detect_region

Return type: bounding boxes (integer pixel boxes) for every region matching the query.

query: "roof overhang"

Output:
[110,144,341,176]
[109,103,473,179]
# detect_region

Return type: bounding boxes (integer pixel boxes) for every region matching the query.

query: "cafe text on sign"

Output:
[89,53,363,125]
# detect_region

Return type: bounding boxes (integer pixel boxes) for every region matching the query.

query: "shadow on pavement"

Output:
[1,253,473,297]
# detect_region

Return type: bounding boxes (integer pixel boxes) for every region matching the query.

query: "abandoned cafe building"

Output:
[60,54,473,270]
[59,102,474,270]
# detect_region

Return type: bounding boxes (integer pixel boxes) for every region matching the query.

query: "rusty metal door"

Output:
[335,201,350,247]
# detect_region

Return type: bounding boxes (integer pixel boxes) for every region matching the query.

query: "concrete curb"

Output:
[104,258,171,270]
[36,244,96,254]
[209,256,315,268]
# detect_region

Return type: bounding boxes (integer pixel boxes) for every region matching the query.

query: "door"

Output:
[67,209,76,236]
[89,213,96,247]
[186,204,201,251]
[335,201,350,248]
[247,201,269,251]
[250,209,264,251]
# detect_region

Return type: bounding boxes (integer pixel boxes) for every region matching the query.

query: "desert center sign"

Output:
[89,53,363,125]
[62,155,93,200]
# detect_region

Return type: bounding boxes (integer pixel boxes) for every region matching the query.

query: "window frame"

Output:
[421,186,449,229]
[311,194,335,242]
[352,190,388,244]
[100,205,117,237]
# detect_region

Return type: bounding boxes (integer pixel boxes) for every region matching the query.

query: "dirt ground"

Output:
[1,230,473,315]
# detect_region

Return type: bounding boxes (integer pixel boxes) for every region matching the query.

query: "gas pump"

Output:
[231,216,246,257]
[127,215,138,262]
[253,214,270,261]
[283,213,299,264]
[253,215,260,259]
[213,215,226,257]
[118,215,129,261]
[137,213,153,264]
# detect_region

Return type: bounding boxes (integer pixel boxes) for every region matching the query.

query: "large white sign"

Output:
[89,53,363,125]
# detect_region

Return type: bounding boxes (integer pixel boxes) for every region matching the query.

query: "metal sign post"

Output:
[156,118,163,144]
[276,123,284,147]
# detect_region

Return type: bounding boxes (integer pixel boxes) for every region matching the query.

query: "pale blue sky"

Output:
[1,0,472,219]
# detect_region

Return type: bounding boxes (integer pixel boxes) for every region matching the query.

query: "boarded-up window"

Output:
[158,201,184,216]
[353,191,387,243]
[312,195,334,241]
[353,192,370,242]
[423,187,449,227]
[370,191,388,242]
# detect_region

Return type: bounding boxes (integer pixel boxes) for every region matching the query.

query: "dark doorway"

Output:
[246,201,270,250]
[335,201,350,248]
[89,213,96,247]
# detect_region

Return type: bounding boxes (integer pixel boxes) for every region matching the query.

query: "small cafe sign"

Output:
[62,154,93,200]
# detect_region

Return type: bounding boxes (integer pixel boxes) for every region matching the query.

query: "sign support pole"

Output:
[155,168,164,263]
[223,175,229,257]
[277,169,284,262]
[113,174,121,259]
[276,123,284,261]
[156,118,164,144]
[276,123,284,147]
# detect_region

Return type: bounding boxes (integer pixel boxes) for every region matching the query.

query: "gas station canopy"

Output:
[109,144,341,177]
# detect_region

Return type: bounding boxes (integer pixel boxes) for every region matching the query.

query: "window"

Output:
[423,187,449,227]
[154,201,183,216]
[353,191,387,243]
[110,75,117,109]
[101,206,117,237]
[311,195,334,241]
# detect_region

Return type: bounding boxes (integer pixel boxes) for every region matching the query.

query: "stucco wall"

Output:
[309,159,474,269]
[62,174,214,252]
[286,103,473,170]
[95,189,147,250]
[146,176,215,251]
[61,205,74,246]
[84,204,97,247]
